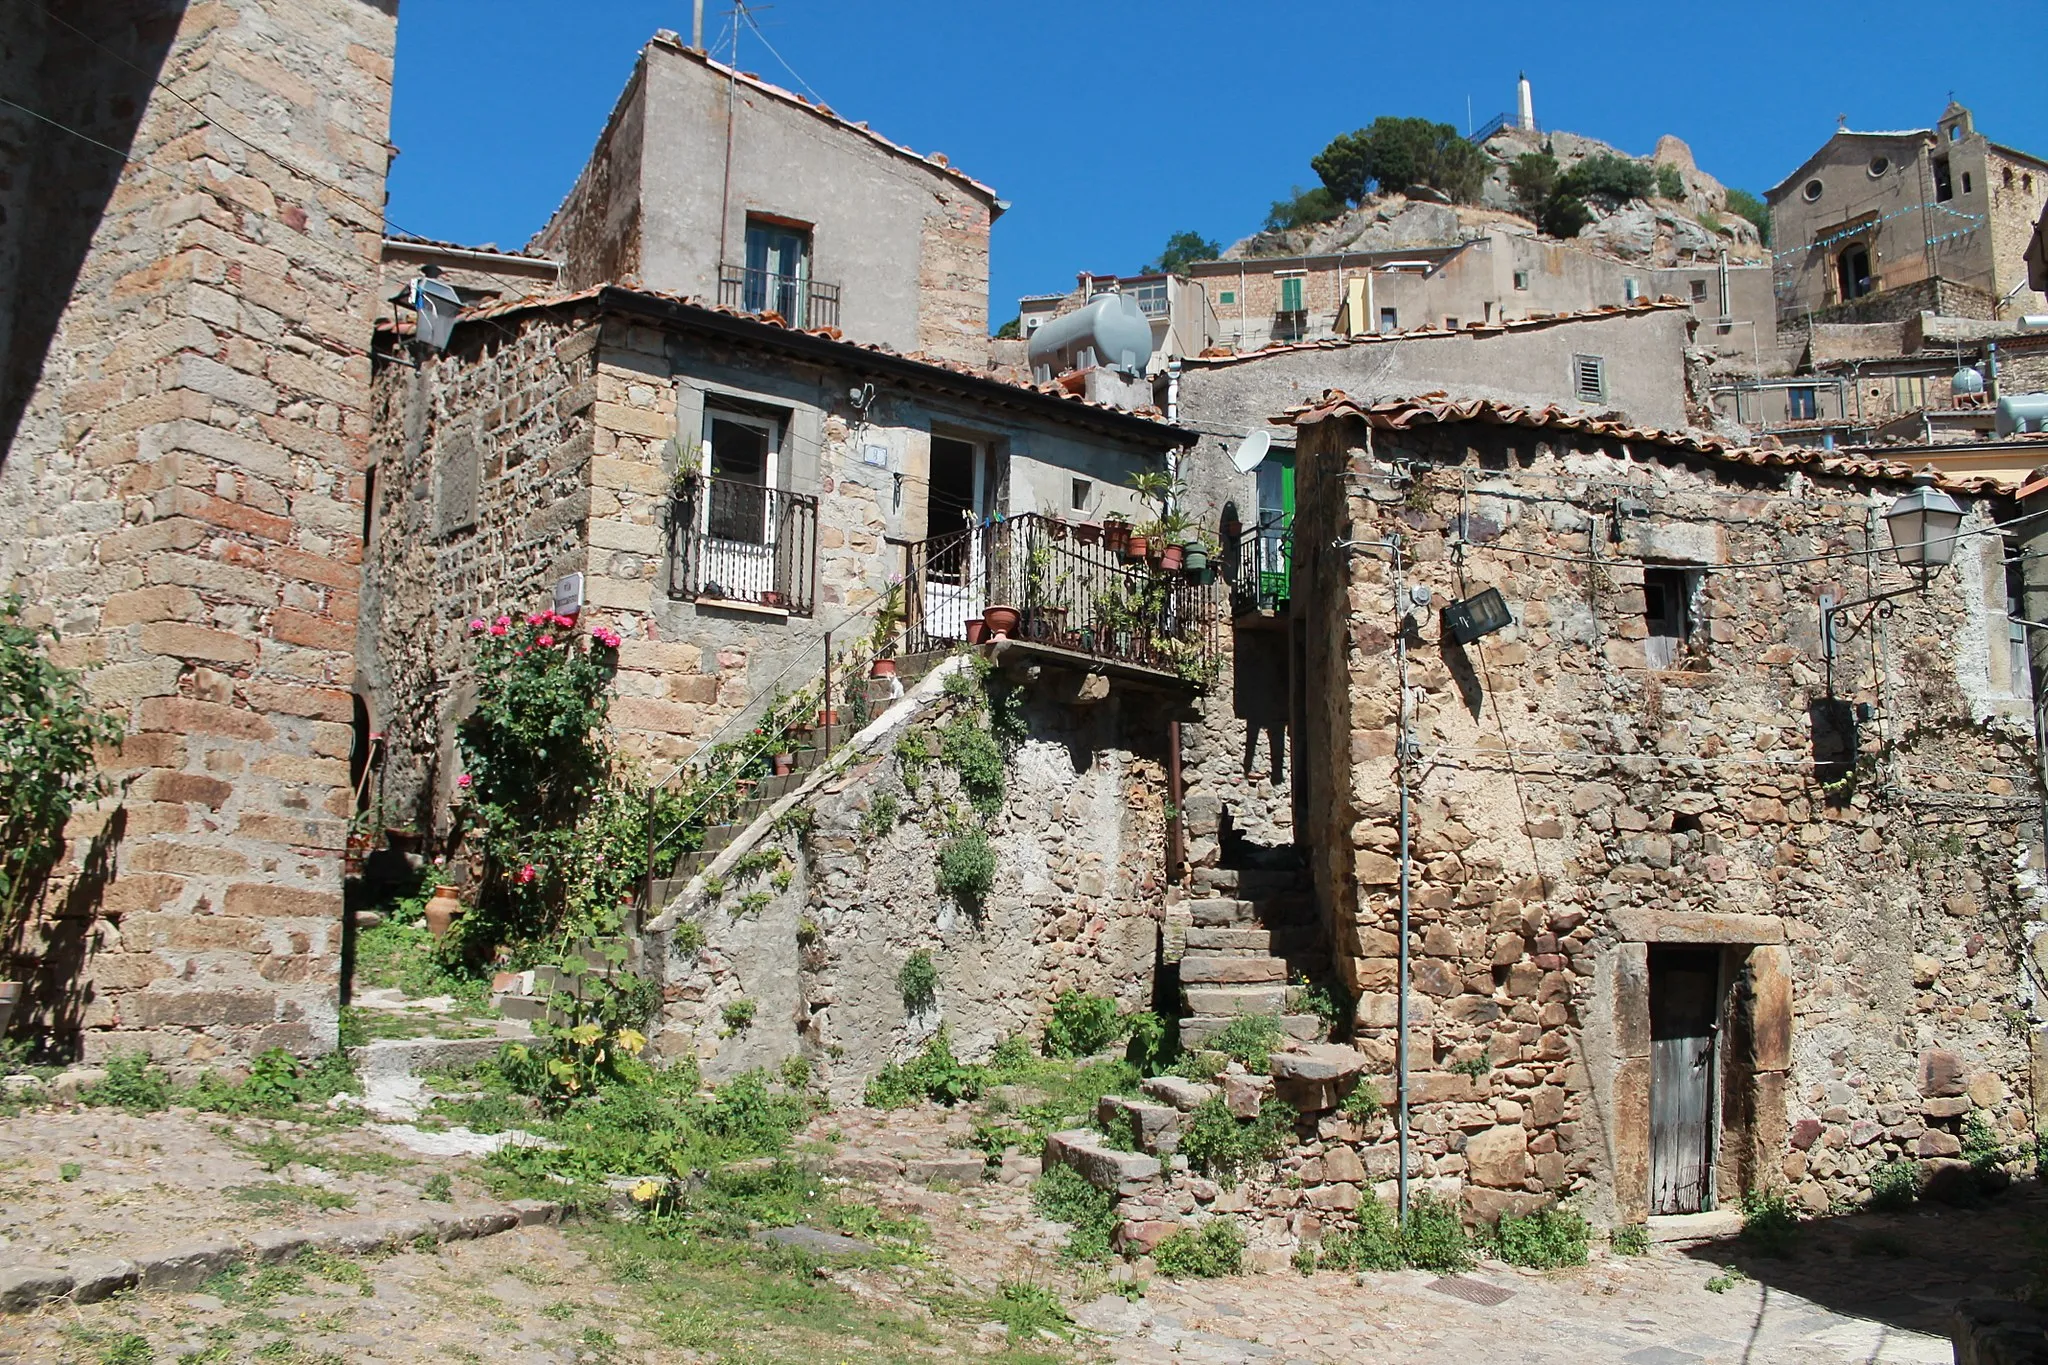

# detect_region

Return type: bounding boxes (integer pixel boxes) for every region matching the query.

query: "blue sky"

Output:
[387,1,2048,329]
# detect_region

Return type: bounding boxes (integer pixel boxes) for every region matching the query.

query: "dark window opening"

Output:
[704,414,771,545]
[1379,307,1398,333]
[1788,387,1818,420]
[1644,566,1697,668]
[1444,316,1458,330]
[1962,171,1973,195]
[1070,478,1091,511]
[1513,270,1530,290]
[1836,245,1872,301]
[1933,158,1953,202]
[926,436,978,581]
[1690,279,1708,301]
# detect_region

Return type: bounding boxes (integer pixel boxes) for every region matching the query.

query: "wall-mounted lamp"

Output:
[1820,469,1965,665]
[1442,587,1513,644]
[403,277,464,352]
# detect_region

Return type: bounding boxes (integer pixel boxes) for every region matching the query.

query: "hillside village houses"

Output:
[10,0,2048,1266]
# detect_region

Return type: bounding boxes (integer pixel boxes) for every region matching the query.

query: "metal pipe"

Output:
[822,629,833,756]
[1167,720,1185,884]
[1394,534,1412,1226]
[692,0,704,48]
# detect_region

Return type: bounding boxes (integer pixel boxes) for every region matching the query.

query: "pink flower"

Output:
[489,621,508,636]
[526,612,547,627]
[495,614,511,628]
[517,864,537,884]
[538,634,554,647]
[457,774,472,788]
[468,618,486,633]
[593,627,621,649]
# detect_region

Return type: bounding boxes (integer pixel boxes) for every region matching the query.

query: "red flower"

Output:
[457,774,472,789]
[517,864,537,884]
[489,621,508,636]
[526,612,547,627]
[538,634,554,647]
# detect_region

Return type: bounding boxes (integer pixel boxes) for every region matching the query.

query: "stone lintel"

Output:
[1612,909,1785,945]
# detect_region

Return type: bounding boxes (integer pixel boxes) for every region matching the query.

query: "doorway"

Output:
[1649,947,1722,1213]
[922,436,984,640]
[1836,244,1873,301]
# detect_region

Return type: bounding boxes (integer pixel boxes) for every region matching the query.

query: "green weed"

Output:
[935,829,996,907]
[862,793,901,839]
[1042,991,1123,1059]
[1399,1192,1474,1272]
[898,950,938,1014]
[423,1172,453,1201]
[1739,1189,1798,1257]
[59,1161,81,1182]
[1152,1219,1244,1277]
[1176,1095,1293,1187]
[1340,1079,1382,1123]
[1610,1224,1650,1256]
[1206,1016,1283,1072]
[1869,1159,1916,1211]
[1031,1164,1118,1263]
[1486,1205,1589,1269]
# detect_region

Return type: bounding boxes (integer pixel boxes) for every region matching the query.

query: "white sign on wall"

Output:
[554,572,584,619]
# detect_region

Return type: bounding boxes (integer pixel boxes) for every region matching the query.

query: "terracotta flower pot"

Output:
[817,709,839,727]
[983,605,1021,639]
[1074,522,1102,546]
[773,753,794,777]
[424,886,462,941]
[1159,543,1185,573]
[870,657,897,678]
[1123,534,1148,563]
[1048,519,1069,541]
[964,617,987,645]
[1104,522,1131,553]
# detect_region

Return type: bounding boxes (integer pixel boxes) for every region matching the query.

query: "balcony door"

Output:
[699,410,780,602]
[1253,449,1294,606]
[922,436,985,640]
[744,220,810,325]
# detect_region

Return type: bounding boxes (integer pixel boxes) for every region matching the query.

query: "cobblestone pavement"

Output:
[6,1092,2039,1362]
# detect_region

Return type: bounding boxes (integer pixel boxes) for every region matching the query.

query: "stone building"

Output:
[363,284,1191,827]
[531,32,999,368]
[1768,102,2048,325]
[1283,393,2041,1221]
[0,0,398,1061]
[1019,229,1771,369]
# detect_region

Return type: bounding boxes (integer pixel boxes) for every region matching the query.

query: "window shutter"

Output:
[1279,276,1303,313]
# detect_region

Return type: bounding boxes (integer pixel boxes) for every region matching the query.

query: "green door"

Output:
[1255,452,1293,606]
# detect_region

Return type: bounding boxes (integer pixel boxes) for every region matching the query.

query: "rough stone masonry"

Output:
[0,0,399,1060]
[1289,395,2043,1224]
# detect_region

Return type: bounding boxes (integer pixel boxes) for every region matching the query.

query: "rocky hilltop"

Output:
[1229,130,1766,269]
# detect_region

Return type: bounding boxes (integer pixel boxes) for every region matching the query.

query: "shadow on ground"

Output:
[1676,1180,2045,1340]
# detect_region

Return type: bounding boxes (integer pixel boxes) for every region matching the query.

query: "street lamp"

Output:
[1821,469,1966,665]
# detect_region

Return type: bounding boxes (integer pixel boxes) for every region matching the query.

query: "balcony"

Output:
[717,265,841,331]
[900,512,1221,690]
[668,472,818,615]
[1226,522,1291,623]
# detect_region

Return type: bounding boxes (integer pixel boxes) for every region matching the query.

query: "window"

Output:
[1444,316,1458,330]
[1802,178,1824,202]
[674,405,817,613]
[1277,275,1306,314]
[1962,171,1973,195]
[2028,174,2036,193]
[1894,375,1927,410]
[1869,155,1890,177]
[1836,244,1873,300]
[1689,279,1707,301]
[1950,124,1962,142]
[1128,280,1169,318]
[1513,270,1530,290]
[1624,277,1639,301]
[1933,158,1953,201]
[1572,353,1606,403]
[1379,307,1398,333]
[702,410,777,545]
[1218,289,1236,305]
[1788,387,1817,420]
[2005,167,2016,188]
[1070,478,1091,511]
[742,219,812,322]
[1643,566,1698,668]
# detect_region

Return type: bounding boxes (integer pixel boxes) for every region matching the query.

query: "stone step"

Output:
[1178,954,1286,985]
[1177,1014,1326,1048]
[1182,983,1289,1016]
[1182,925,1324,958]
[1193,866,1309,898]
[1042,1129,1160,1195]
[1187,897,1256,927]
[495,993,552,1022]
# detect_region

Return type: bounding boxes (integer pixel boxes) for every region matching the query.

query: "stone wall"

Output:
[1796,276,2000,329]
[649,658,1172,1099]
[1986,151,2048,318]
[0,0,397,1060]
[364,309,599,830]
[1293,411,2042,1223]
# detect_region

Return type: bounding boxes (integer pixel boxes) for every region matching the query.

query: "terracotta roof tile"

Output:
[1281,390,2007,496]
[1181,298,1694,369]
[376,284,1182,435]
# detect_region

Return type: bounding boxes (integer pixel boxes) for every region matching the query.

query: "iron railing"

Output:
[1225,522,1291,617]
[717,265,841,330]
[668,472,819,616]
[901,512,1220,681]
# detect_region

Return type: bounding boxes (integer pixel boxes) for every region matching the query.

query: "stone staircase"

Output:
[640,649,953,920]
[1177,859,1327,1050]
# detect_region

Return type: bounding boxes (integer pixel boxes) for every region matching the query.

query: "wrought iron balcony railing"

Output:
[668,472,818,616]
[900,512,1220,685]
[716,265,842,331]
[1225,522,1291,617]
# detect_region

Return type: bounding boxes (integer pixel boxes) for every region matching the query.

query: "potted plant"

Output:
[1047,515,1069,541]
[1123,530,1149,563]
[983,604,1021,639]
[773,751,795,777]
[1182,537,1212,580]
[1103,514,1131,554]
[1074,521,1103,547]
[1159,541,1185,573]
[869,576,904,677]
[964,616,987,645]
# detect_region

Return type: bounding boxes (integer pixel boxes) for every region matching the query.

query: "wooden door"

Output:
[1649,949,1720,1214]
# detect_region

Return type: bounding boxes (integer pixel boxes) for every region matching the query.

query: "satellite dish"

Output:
[1230,430,1272,473]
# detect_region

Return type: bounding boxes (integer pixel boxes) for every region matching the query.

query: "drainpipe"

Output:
[1393,534,1413,1226]
[1167,720,1185,884]
[1165,358,1181,424]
